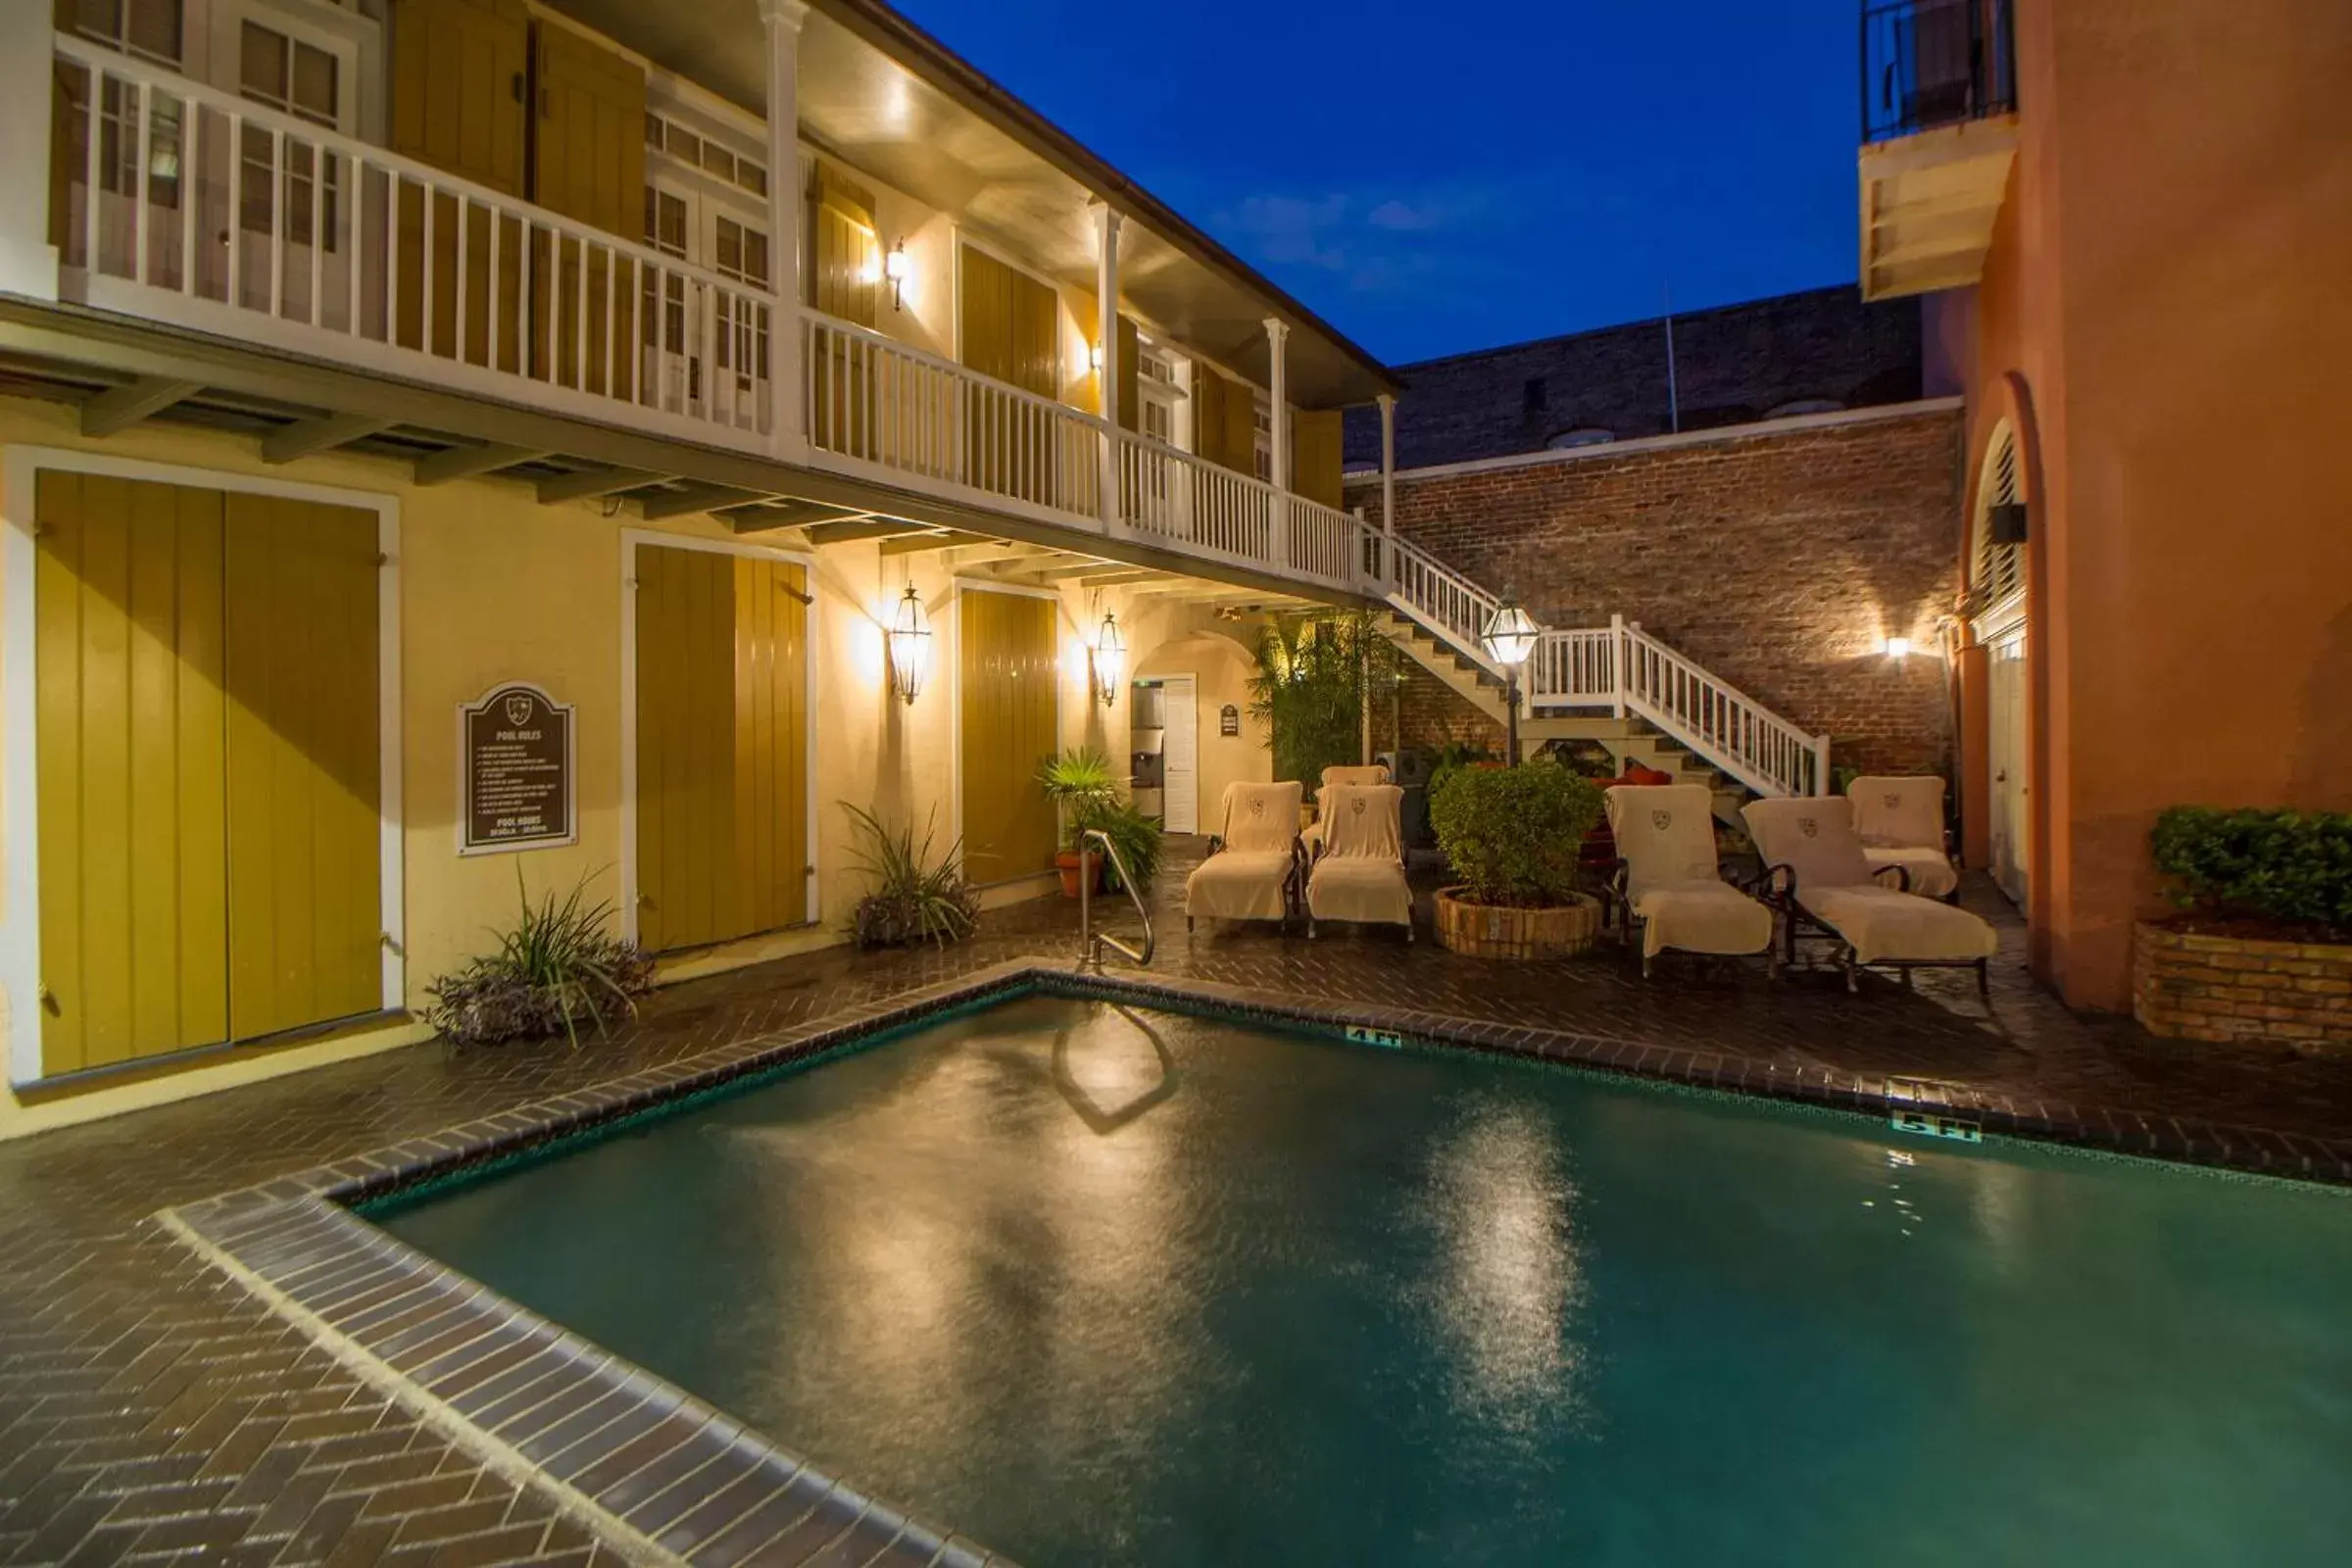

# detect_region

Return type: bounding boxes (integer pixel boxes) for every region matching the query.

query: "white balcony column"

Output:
[1092,201,1122,528]
[1264,317,1291,568]
[0,3,59,300]
[760,0,809,460]
[1376,389,1397,588]
[1264,317,1292,492]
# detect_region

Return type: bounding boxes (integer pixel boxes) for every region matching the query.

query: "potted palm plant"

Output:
[1038,746,1118,898]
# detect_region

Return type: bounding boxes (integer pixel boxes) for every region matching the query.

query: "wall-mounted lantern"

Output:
[884,241,910,312]
[888,584,931,704]
[1093,611,1125,706]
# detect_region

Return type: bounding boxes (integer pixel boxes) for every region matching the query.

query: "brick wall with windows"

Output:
[1356,404,1965,778]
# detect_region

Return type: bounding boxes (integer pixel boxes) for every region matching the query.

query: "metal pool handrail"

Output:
[1076,828,1155,968]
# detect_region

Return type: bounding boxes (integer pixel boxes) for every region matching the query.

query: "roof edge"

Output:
[814,0,1402,399]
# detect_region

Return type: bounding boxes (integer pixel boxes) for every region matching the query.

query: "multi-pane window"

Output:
[645,188,688,257]
[237,21,341,244]
[644,111,769,202]
[69,0,184,66]
[1252,402,1273,483]
[714,219,770,383]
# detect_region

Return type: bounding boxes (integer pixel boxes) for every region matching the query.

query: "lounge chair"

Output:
[1602,784,1776,977]
[1741,797,1998,995]
[1847,775,1960,901]
[1186,781,1305,932]
[1306,783,1413,939]
[1302,764,1391,854]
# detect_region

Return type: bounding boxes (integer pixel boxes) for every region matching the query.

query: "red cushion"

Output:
[1624,763,1674,786]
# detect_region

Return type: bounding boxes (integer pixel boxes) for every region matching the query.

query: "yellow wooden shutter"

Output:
[635,544,807,954]
[809,166,878,326]
[959,589,1058,884]
[33,473,230,1076]
[1193,365,1226,466]
[389,0,528,368]
[958,243,1012,382]
[529,17,645,396]
[1223,374,1259,477]
[1292,409,1345,509]
[1115,315,1141,432]
[221,494,382,1044]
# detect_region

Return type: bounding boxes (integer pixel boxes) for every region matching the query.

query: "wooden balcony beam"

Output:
[80,376,203,438]
[261,413,395,465]
[537,466,669,505]
[413,443,552,487]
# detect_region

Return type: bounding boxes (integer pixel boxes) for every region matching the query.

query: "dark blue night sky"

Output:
[894,0,1860,366]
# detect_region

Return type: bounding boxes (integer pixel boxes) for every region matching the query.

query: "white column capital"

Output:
[759,0,810,33]
[1089,201,1124,239]
[1263,316,1291,347]
[1375,390,1396,413]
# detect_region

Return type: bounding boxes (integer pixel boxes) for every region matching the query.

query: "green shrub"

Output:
[844,804,979,949]
[424,868,655,1047]
[1430,762,1605,907]
[2150,807,2352,934]
[1037,746,1118,846]
[1247,612,1399,784]
[1086,799,1164,892]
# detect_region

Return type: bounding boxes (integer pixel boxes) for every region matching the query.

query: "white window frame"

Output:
[617,529,821,947]
[207,0,380,142]
[1,443,405,1088]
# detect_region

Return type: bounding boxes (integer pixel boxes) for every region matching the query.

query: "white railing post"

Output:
[1812,735,1834,797]
[1265,317,1291,568]
[0,9,57,299]
[1093,201,1122,530]
[760,0,808,457]
[1609,612,1628,718]
[1377,388,1397,536]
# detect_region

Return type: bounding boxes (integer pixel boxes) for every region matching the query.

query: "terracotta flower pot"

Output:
[1054,848,1099,899]
[1432,887,1601,959]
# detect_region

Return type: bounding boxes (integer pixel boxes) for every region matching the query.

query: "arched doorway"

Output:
[1967,420,2030,906]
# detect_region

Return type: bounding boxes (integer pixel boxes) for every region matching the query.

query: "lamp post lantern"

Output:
[1480,594,1540,765]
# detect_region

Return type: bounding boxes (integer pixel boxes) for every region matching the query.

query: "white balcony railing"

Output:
[53,33,774,451]
[49,34,1384,600]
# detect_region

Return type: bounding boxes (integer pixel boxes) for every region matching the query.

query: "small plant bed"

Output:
[2135,807,2352,1050]
[425,869,656,1047]
[844,804,979,950]
[1428,761,1606,958]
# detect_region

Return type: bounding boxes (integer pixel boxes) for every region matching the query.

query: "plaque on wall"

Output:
[459,683,576,856]
[1220,704,1241,737]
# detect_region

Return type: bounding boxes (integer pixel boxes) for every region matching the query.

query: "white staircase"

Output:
[1367,533,1832,806]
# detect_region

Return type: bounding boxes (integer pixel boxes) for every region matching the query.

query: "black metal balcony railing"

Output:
[1862,0,2016,143]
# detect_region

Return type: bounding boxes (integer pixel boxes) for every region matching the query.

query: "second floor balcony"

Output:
[1857,0,2018,300]
[24,2,1396,600]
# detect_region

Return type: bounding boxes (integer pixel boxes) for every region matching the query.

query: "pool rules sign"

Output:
[459,683,576,855]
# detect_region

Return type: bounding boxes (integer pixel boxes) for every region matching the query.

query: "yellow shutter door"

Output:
[808,169,879,456]
[635,545,807,954]
[1224,377,1259,477]
[33,474,230,1076]
[532,17,646,396]
[959,589,1057,885]
[1292,409,1345,509]
[1193,365,1227,467]
[222,495,383,1044]
[1115,315,1141,432]
[389,0,528,366]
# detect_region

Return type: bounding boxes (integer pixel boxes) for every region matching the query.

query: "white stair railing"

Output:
[1371,527,1830,795]
[1616,623,1829,798]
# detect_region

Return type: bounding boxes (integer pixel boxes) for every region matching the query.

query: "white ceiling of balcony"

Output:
[545,0,1396,407]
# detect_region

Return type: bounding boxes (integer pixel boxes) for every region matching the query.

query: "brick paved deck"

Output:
[4,842,2349,1565]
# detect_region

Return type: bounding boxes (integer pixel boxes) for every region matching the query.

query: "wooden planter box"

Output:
[2132,922,2352,1051]
[1433,888,1601,959]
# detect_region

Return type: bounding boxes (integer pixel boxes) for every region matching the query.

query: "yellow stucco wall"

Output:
[0,396,1213,1138]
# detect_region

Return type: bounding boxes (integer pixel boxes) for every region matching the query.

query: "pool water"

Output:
[378,996,2352,1567]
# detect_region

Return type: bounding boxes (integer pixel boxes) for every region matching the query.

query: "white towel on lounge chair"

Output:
[1187,781,1301,923]
[1308,784,1411,928]
[1303,765,1391,851]
[1605,784,1773,959]
[1742,797,1996,965]
[1848,775,1960,899]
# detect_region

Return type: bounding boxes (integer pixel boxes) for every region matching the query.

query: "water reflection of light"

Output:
[1426,1100,1587,1437]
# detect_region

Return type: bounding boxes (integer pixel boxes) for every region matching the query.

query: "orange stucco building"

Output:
[1874,0,2352,1010]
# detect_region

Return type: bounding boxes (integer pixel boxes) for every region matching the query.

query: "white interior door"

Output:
[1987,630,2029,906]
[1161,674,1199,834]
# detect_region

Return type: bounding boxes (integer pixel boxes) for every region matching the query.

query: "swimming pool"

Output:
[375,993,2352,1566]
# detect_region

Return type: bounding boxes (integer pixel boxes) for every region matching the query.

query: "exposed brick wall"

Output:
[1356,406,1964,778]
[1345,286,1923,470]
[1394,665,1505,756]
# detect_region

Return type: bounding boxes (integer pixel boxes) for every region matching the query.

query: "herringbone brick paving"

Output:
[3,842,2348,1564]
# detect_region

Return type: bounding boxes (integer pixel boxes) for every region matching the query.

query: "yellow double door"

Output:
[633,544,809,955]
[33,473,383,1080]
[957,588,1057,886]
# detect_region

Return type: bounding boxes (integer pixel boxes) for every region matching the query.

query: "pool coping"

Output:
[157,956,2352,1567]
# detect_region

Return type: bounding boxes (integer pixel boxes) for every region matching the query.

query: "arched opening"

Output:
[1966,420,2030,907]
